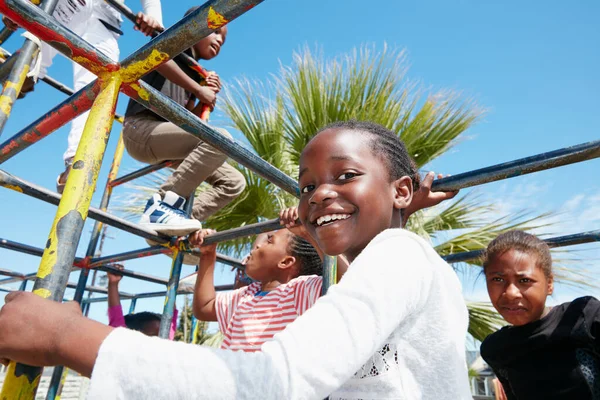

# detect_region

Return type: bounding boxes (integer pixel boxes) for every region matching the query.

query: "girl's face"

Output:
[193,26,227,60]
[485,249,554,326]
[298,128,412,262]
[244,230,291,281]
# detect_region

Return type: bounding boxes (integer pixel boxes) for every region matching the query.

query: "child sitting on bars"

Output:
[106,265,177,339]
[3,0,163,194]
[123,7,245,237]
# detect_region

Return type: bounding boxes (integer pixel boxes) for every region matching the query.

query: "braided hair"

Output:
[287,233,323,277]
[314,120,420,189]
[124,312,161,333]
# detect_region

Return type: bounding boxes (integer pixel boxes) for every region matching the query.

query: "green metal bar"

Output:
[321,256,337,295]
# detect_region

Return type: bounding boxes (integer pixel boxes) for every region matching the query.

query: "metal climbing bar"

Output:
[0,73,121,398]
[123,81,300,196]
[109,160,174,188]
[0,81,100,163]
[0,26,13,45]
[432,139,600,192]
[442,229,600,264]
[0,170,244,265]
[80,284,235,304]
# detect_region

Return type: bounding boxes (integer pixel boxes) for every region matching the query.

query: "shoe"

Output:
[145,237,200,266]
[139,191,202,236]
[56,157,74,194]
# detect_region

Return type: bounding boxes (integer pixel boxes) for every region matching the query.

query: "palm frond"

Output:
[467,302,505,342]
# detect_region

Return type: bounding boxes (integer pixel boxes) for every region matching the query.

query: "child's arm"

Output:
[279,207,349,282]
[189,229,219,321]
[155,62,218,110]
[135,0,163,36]
[0,232,438,399]
[106,265,126,328]
[402,171,459,227]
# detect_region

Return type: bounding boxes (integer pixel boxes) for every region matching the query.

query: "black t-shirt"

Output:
[124,49,200,120]
[481,296,600,399]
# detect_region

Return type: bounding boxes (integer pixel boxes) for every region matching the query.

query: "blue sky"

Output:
[0,0,599,329]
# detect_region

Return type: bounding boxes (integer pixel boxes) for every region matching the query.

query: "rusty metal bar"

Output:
[0,74,121,399]
[122,82,299,196]
[0,80,99,163]
[0,26,14,45]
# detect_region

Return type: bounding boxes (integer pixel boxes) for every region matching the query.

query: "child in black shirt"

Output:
[481,230,600,399]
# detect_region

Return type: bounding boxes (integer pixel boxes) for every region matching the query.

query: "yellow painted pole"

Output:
[0,75,122,400]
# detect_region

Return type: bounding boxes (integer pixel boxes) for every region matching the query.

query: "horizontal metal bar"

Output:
[203,218,282,245]
[432,140,600,192]
[0,169,173,242]
[96,264,169,286]
[122,82,299,196]
[88,246,169,268]
[442,229,600,264]
[109,160,173,188]
[0,237,84,263]
[81,284,235,304]
[0,272,36,285]
[0,267,24,278]
[0,269,133,297]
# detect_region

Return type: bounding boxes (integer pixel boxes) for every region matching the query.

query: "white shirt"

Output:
[88,229,472,400]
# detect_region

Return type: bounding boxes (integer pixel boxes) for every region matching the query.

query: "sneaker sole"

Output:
[140,222,201,237]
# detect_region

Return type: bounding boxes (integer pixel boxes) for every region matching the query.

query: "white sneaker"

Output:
[139,191,201,236]
[178,272,197,293]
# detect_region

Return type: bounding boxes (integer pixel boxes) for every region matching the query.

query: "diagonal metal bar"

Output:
[432,140,600,192]
[0,0,118,76]
[0,80,100,163]
[0,26,14,45]
[118,0,264,82]
[109,160,174,188]
[122,82,299,196]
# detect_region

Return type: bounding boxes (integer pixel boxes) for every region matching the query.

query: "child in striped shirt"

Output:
[189,224,340,352]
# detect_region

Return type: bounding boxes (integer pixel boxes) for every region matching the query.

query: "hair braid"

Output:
[288,234,323,277]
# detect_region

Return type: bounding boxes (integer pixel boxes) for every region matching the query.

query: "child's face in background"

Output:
[298,128,409,262]
[244,230,291,281]
[193,26,227,60]
[485,249,554,326]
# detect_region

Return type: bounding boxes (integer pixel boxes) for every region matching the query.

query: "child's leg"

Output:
[123,117,245,228]
[191,162,245,222]
[63,17,120,163]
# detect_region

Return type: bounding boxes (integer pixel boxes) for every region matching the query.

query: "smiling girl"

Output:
[481,230,600,399]
[0,121,470,399]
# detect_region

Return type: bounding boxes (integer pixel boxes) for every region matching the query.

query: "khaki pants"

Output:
[123,113,246,221]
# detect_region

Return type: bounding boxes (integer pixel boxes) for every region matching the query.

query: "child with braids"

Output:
[189,226,333,352]
[480,230,600,400]
[0,120,469,399]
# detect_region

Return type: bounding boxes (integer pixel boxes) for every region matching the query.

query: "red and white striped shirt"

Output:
[215,275,323,352]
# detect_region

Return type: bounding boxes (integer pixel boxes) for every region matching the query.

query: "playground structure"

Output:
[0,0,597,398]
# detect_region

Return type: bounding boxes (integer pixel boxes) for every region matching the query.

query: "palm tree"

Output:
[114,45,586,341]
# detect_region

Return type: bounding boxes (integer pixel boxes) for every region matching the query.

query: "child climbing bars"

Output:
[106,265,177,339]
[0,121,470,399]
[480,230,600,399]
[124,8,245,237]
[189,226,326,352]
[3,0,163,193]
